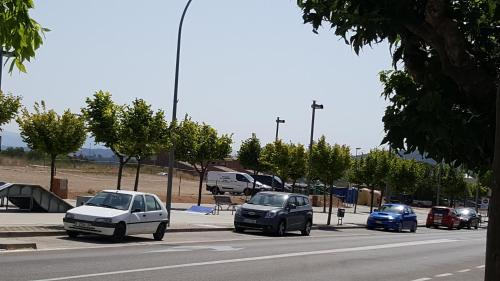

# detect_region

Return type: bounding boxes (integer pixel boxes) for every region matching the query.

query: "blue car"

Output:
[366,204,417,232]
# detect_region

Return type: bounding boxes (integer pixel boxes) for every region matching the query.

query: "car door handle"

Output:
[142,214,146,217]
[159,213,163,216]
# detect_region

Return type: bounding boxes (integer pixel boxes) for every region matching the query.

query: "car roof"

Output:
[258,191,304,197]
[432,206,452,209]
[383,203,408,207]
[101,190,149,196]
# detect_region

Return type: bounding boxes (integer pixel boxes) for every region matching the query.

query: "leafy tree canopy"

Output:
[0,0,48,73]
[0,90,21,129]
[238,133,262,174]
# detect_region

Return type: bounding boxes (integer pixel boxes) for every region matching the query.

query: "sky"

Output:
[2,0,393,155]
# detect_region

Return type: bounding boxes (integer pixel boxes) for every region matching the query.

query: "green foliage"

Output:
[387,157,426,195]
[0,146,24,157]
[121,98,169,161]
[237,133,262,174]
[260,140,291,182]
[17,101,86,157]
[0,0,48,73]
[353,149,393,189]
[174,116,232,172]
[0,91,21,129]
[288,143,307,184]
[309,136,351,186]
[298,0,499,171]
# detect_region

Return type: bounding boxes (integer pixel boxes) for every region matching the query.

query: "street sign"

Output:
[480,197,489,209]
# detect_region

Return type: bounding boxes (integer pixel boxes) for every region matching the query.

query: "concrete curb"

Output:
[0,242,37,250]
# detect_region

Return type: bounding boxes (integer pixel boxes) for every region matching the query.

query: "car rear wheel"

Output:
[211,187,220,195]
[243,188,252,196]
[153,222,167,241]
[112,222,126,242]
[275,221,286,237]
[66,230,79,238]
[301,220,312,236]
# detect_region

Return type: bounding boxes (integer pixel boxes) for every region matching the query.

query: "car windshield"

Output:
[247,193,287,207]
[86,192,132,211]
[378,205,405,214]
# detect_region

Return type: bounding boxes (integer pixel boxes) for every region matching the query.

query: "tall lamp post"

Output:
[166,0,193,226]
[275,117,285,141]
[354,147,361,213]
[307,100,323,195]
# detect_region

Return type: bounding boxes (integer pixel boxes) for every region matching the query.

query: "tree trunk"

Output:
[197,168,205,206]
[485,80,500,281]
[116,155,131,190]
[323,186,327,213]
[370,186,375,213]
[379,187,384,209]
[292,180,296,193]
[134,159,142,191]
[327,184,333,225]
[252,171,258,196]
[49,155,56,192]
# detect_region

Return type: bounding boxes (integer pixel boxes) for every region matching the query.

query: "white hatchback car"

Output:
[63,190,168,241]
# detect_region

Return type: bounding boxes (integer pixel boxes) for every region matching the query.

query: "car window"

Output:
[85,192,132,211]
[236,174,247,182]
[287,197,297,206]
[145,195,160,211]
[296,196,305,206]
[247,193,287,207]
[154,197,163,210]
[303,197,310,206]
[131,195,145,212]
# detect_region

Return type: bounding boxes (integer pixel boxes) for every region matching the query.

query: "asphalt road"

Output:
[0,228,486,281]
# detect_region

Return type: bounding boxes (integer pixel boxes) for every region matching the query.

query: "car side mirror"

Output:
[373,209,379,212]
[132,208,142,213]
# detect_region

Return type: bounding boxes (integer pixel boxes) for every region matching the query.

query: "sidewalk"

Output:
[0,203,431,237]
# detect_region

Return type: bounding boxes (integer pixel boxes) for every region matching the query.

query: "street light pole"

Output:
[307,100,323,195]
[354,147,361,213]
[275,117,285,142]
[166,0,193,226]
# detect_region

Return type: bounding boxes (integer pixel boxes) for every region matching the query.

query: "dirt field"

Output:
[0,164,247,204]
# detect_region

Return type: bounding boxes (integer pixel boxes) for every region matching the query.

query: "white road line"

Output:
[0,232,373,254]
[476,265,485,269]
[412,278,432,281]
[435,273,453,277]
[457,269,471,273]
[31,239,458,281]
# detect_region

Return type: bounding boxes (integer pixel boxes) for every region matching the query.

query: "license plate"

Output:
[375,220,382,224]
[75,221,91,227]
[243,219,256,224]
[434,219,442,224]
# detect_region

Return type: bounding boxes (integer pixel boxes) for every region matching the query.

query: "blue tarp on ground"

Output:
[185,205,215,215]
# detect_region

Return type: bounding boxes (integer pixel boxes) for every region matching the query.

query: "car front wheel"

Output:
[275,221,286,237]
[112,222,126,242]
[153,222,167,241]
[301,220,312,236]
[410,222,417,233]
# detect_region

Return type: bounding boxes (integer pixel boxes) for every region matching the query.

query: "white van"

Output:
[206,171,271,196]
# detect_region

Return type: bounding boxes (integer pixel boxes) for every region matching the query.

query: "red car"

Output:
[426,207,461,229]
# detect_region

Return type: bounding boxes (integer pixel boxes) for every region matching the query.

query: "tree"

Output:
[387,158,425,196]
[174,117,232,206]
[17,101,86,191]
[237,133,264,194]
[0,91,21,150]
[82,91,131,190]
[288,143,307,192]
[260,140,290,189]
[0,0,48,74]
[121,98,169,191]
[310,136,351,223]
[297,1,499,278]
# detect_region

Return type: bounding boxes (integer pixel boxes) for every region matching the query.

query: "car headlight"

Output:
[265,211,278,218]
[65,213,75,219]
[95,218,113,223]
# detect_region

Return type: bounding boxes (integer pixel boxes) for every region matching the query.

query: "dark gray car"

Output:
[234,192,313,236]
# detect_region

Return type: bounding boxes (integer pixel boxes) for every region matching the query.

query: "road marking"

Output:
[476,265,485,269]
[192,224,226,228]
[0,232,373,254]
[147,245,242,253]
[31,238,458,281]
[457,269,471,273]
[435,273,453,277]
[412,278,432,281]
